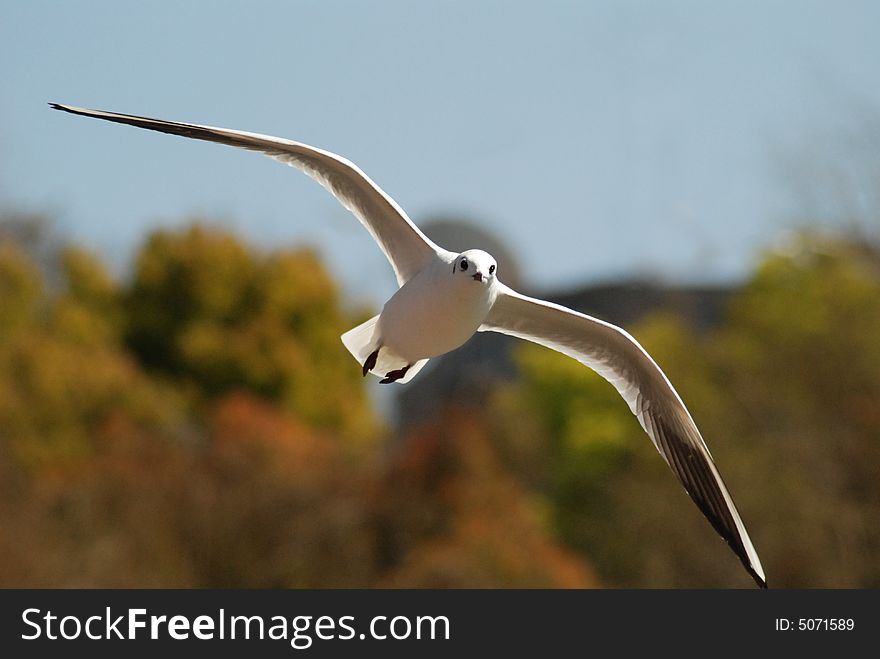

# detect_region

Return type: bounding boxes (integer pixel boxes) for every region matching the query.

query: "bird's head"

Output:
[453,249,497,285]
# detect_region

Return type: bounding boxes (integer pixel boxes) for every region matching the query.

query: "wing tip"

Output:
[716,516,768,589]
[748,564,768,589]
[49,102,78,114]
[652,416,768,589]
[722,531,768,589]
[746,552,767,589]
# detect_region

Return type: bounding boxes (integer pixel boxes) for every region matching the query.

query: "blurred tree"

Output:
[712,233,880,587]
[125,224,377,443]
[182,393,377,587]
[0,237,180,467]
[2,208,877,589]
[55,245,124,343]
[0,219,382,586]
[0,238,43,336]
[497,232,880,587]
[374,406,598,588]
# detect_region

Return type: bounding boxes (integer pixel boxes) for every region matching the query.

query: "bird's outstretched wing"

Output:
[481,283,766,587]
[50,103,440,285]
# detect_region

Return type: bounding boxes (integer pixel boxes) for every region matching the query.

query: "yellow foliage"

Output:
[0,240,43,335]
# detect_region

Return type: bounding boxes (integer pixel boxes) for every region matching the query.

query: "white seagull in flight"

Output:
[51,103,767,588]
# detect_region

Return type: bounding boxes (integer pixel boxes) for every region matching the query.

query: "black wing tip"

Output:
[49,102,77,114]
[653,416,767,589]
[749,567,768,589]
[699,499,767,589]
[714,519,767,589]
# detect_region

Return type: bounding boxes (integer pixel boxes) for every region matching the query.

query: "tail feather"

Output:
[340,315,429,384]
[341,314,380,365]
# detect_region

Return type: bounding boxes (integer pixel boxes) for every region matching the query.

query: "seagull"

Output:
[50,102,767,588]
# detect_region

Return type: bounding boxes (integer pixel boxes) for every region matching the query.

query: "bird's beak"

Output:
[472,272,484,282]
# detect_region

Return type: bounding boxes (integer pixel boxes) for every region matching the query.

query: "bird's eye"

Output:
[489,264,496,275]
[460,259,468,271]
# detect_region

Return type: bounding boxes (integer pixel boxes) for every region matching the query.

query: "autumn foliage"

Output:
[1,217,878,587]
[0,219,597,588]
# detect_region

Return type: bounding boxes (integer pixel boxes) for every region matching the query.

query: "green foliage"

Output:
[2,211,877,588]
[125,224,377,441]
[501,232,880,587]
[1,216,596,587]
[512,343,636,557]
[0,239,43,336]
[712,234,880,587]
[0,241,179,466]
[56,245,124,342]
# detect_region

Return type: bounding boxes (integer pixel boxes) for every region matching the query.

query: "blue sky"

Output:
[2,0,879,306]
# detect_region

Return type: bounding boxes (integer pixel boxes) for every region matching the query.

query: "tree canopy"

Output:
[0,217,877,587]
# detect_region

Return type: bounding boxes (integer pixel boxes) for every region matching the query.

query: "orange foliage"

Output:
[374,406,599,588]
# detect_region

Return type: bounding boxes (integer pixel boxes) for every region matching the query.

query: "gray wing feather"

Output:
[50,103,439,285]
[482,283,766,587]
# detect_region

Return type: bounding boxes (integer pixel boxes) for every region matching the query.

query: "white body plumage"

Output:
[51,102,768,588]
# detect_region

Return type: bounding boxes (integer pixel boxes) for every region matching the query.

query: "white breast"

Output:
[378,259,495,362]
